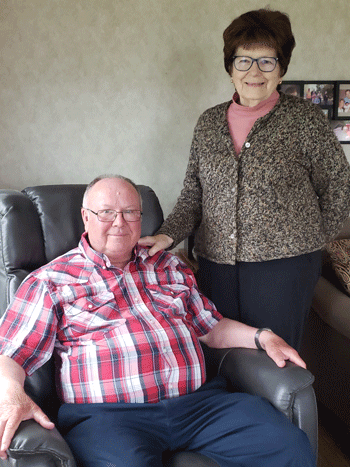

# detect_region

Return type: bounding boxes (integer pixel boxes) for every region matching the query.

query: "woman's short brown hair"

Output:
[223,8,295,76]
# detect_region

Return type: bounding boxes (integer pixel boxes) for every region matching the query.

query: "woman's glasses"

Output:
[232,56,278,72]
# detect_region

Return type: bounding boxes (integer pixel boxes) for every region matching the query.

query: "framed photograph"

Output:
[280,81,336,119]
[280,81,303,97]
[331,120,350,144]
[335,82,350,119]
[321,108,331,119]
[303,82,335,119]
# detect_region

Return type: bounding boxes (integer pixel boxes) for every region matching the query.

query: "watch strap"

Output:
[254,328,273,350]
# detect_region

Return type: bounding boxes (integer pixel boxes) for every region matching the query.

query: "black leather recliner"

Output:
[0,184,318,466]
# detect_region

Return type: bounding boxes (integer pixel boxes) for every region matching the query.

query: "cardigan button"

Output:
[245,142,251,148]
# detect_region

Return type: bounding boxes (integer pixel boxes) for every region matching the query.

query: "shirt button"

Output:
[88,304,93,309]
[245,142,251,148]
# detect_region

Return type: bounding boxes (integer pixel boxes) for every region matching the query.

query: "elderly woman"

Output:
[139,8,350,350]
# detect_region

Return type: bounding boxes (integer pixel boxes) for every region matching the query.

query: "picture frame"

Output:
[303,81,335,119]
[279,81,335,119]
[280,81,303,97]
[279,80,350,140]
[335,81,350,119]
[331,120,350,144]
[321,108,331,119]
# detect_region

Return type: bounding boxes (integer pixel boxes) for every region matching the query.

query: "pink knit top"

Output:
[227,90,280,155]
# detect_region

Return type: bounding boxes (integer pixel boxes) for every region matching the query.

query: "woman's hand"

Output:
[138,234,174,256]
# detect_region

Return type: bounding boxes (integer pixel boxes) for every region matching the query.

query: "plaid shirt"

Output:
[0,233,221,404]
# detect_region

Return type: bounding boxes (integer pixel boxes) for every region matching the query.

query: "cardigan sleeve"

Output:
[305,106,350,241]
[157,120,204,247]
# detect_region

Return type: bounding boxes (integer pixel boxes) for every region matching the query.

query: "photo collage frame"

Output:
[280,81,350,143]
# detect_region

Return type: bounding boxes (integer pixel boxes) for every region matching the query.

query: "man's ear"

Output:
[81,207,89,231]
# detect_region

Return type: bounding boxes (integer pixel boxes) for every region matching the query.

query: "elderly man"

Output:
[0,175,315,467]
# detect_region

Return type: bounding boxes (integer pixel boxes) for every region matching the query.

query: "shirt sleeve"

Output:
[0,274,58,375]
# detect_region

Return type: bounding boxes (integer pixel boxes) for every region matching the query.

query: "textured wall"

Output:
[1,0,349,216]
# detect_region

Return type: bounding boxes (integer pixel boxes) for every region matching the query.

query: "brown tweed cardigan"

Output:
[158,93,350,265]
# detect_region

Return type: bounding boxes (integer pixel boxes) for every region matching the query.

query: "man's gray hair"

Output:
[82,174,142,208]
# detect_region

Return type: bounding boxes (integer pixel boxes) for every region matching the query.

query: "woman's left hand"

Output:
[138,234,174,256]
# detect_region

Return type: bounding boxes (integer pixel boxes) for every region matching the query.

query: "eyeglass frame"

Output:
[232,56,279,73]
[83,207,143,222]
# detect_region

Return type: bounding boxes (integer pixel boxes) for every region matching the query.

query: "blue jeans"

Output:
[58,377,315,467]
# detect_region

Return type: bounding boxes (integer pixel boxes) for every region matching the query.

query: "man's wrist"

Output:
[254,328,273,350]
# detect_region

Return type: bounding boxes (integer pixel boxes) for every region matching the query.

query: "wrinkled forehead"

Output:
[86,178,141,209]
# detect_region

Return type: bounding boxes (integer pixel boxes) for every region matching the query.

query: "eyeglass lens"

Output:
[233,56,277,72]
[97,210,141,222]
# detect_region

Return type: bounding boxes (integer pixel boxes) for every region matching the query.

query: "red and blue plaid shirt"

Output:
[0,233,222,404]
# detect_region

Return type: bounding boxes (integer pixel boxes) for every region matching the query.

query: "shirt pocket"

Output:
[59,286,125,336]
[147,283,190,318]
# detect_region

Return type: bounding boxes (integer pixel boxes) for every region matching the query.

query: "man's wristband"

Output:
[254,328,273,350]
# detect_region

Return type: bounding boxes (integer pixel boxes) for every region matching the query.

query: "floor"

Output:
[317,405,350,467]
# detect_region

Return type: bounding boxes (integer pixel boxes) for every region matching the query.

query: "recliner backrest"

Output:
[0,183,164,420]
[0,184,164,315]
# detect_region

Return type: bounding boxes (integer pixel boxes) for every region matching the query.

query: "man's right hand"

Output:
[138,234,174,256]
[0,382,55,460]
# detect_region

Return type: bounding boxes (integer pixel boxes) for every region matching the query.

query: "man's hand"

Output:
[258,330,306,369]
[138,234,173,256]
[0,356,55,460]
[200,318,307,369]
[0,383,55,459]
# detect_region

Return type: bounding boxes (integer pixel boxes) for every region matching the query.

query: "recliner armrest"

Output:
[3,420,76,467]
[213,347,318,459]
[218,348,314,412]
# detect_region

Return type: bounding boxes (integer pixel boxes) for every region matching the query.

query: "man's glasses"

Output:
[84,208,142,222]
[232,56,278,72]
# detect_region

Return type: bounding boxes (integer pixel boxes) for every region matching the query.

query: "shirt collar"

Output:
[232,90,280,111]
[79,232,148,269]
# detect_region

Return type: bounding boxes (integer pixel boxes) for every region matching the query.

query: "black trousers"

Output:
[197,251,322,350]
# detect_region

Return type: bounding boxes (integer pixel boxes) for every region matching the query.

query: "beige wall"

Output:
[1,0,349,216]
